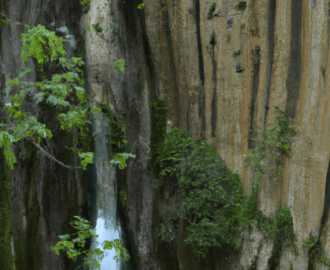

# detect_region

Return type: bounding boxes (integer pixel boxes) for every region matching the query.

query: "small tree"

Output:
[51,216,130,270]
[0,18,134,269]
[2,23,96,170]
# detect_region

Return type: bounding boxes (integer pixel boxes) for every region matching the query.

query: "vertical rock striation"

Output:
[3,0,330,269]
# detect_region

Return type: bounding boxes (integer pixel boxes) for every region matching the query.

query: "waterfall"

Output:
[89,112,132,270]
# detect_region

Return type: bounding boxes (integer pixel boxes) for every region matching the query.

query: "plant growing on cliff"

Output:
[208,2,217,19]
[0,19,9,26]
[151,101,297,260]
[92,23,103,34]
[244,109,296,182]
[1,24,134,171]
[120,189,127,207]
[236,1,247,10]
[302,237,330,269]
[156,223,176,242]
[264,207,296,269]
[51,216,130,270]
[154,126,252,258]
[113,59,126,75]
[2,24,96,170]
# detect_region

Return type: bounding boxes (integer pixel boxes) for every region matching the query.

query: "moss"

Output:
[208,2,216,19]
[77,36,85,55]
[97,103,131,156]
[266,207,296,270]
[236,1,247,10]
[120,189,127,207]
[0,156,13,269]
[302,237,330,269]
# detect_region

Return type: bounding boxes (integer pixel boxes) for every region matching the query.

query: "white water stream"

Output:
[90,113,132,270]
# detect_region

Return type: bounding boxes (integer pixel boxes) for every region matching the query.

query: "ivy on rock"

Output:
[152,100,297,262]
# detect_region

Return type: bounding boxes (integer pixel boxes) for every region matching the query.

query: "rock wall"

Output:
[0,0,92,269]
[2,0,330,269]
[90,0,330,269]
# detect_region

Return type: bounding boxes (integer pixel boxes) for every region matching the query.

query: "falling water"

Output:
[89,112,132,270]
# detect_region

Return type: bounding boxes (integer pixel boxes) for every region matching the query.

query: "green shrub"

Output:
[236,1,247,10]
[208,3,216,19]
[155,127,252,258]
[266,207,296,269]
[152,103,297,260]
[92,23,102,33]
[244,109,296,182]
[302,237,330,269]
[51,216,130,269]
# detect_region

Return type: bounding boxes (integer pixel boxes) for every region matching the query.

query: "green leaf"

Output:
[84,24,90,31]
[92,23,103,33]
[0,19,9,25]
[137,3,145,9]
[18,68,32,78]
[113,59,125,75]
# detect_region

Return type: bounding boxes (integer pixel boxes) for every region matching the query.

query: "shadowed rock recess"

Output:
[1,0,330,269]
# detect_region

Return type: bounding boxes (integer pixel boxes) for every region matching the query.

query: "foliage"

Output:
[2,23,134,172]
[96,102,135,170]
[208,3,216,19]
[110,153,136,170]
[265,207,296,269]
[302,237,318,251]
[81,0,91,10]
[97,102,131,155]
[137,3,145,9]
[0,19,9,26]
[244,109,296,182]
[92,23,103,34]
[155,127,252,258]
[302,237,330,269]
[152,102,297,260]
[84,23,90,32]
[21,24,67,71]
[81,0,90,6]
[50,216,130,270]
[120,189,127,207]
[156,223,176,242]
[77,37,85,54]
[236,1,247,10]
[81,0,91,6]
[113,59,126,75]
[110,23,119,38]
[2,25,98,169]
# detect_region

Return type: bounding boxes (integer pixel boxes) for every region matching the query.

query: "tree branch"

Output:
[28,139,82,170]
[0,12,22,25]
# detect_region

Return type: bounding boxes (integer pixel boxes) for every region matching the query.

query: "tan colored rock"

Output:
[84,0,330,268]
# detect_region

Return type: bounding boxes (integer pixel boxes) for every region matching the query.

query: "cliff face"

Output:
[1,0,330,269]
[0,0,92,269]
[87,0,330,269]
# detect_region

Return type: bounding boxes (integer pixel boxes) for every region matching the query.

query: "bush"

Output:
[208,3,217,19]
